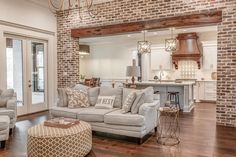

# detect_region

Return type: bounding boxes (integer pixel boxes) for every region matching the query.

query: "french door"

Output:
[6,36,48,116]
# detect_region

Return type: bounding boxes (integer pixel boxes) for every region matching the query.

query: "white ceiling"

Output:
[80,25,218,44]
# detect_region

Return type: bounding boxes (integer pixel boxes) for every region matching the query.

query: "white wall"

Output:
[0,0,57,109]
[0,0,57,32]
[80,31,217,81]
[80,43,137,80]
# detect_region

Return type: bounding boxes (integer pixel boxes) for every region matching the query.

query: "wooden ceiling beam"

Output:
[71,10,222,38]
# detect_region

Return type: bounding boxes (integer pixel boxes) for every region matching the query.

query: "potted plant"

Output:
[80,74,85,83]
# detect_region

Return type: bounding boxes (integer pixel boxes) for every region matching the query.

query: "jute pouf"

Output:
[27,121,92,157]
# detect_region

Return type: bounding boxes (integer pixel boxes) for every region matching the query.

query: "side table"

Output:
[157,107,180,146]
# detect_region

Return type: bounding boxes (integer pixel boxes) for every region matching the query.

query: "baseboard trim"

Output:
[17,110,49,118]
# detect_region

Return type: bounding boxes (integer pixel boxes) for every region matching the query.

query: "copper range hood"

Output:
[172,32,202,69]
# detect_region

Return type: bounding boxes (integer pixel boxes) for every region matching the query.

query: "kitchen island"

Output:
[133,81,195,112]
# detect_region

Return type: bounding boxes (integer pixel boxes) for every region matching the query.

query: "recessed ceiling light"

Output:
[183,29,187,32]
[153,32,158,35]
[127,35,131,37]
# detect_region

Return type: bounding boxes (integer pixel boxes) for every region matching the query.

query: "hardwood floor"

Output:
[1,103,236,157]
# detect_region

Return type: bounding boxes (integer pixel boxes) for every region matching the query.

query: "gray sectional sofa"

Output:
[50,85,160,143]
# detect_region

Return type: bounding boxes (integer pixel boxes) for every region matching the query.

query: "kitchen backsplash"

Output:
[151,61,216,81]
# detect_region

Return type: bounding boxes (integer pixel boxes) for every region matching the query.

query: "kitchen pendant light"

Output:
[165,28,177,52]
[137,30,151,54]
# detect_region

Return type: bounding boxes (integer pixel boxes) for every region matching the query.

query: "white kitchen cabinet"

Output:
[195,81,217,102]
[202,41,217,70]
[204,81,217,101]
[151,47,172,70]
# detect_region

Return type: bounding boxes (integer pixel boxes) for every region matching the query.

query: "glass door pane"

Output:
[31,42,45,105]
[6,38,24,106]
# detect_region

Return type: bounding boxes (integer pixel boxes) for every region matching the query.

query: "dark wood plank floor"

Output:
[1,103,236,157]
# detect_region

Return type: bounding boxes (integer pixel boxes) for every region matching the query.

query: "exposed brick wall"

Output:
[57,0,236,127]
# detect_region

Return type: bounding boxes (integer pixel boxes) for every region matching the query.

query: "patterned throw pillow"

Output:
[66,88,90,109]
[57,88,68,107]
[131,91,145,114]
[121,92,136,113]
[95,96,116,109]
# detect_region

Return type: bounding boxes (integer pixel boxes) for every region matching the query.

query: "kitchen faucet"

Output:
[159,70,164,82]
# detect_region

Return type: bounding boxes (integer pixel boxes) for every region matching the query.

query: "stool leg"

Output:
[166,94,170,107]
[175,94,178,109]
[177,94,180,110]
[170,94,173,103]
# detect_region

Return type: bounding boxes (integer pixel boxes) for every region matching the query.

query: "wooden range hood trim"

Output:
[71,10,222,38]
[172,54,202,69]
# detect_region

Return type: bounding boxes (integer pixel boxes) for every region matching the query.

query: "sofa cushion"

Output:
[99,87,123,108]
[57,88,68,107]
[50,106,87,119]
[77,107,118,122]
[0,109,15,119]
[73,84,90,92]
[0,89,14,107]
[143,87,154,103]
[104,109,145,126]
[0,115,10,131]
[90,122,146,132]
[88,87,99,106]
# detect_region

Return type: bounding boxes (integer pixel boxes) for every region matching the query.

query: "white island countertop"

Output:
[133,80,195,112]
[134,81,196,86]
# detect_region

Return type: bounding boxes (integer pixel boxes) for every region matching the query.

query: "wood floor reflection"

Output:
[1,103,236,157]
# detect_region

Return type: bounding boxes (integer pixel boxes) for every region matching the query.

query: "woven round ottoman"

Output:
[27,121,92,157]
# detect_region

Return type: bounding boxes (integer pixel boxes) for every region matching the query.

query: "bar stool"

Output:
[166,92,181,110]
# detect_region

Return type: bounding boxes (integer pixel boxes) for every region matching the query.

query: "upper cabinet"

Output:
[202,41,217,70]
[151,46,172,70]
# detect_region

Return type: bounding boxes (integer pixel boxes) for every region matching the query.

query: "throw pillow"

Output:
[143,87,154,103]
[66,88,90,109]
[99,87,123,108]
[88,87,100,106]
[95,96,116,109]
[57,88,68,107]
[73,84,90,93]
[0,89,14,108]
[73,84,100,106]
[131,91,145,114]
[122,88,138,104]
[121,92,136,113]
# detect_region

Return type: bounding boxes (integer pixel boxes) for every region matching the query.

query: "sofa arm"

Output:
[138,100,159,116]
[6,97,17,112]
[138,100,160,133]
